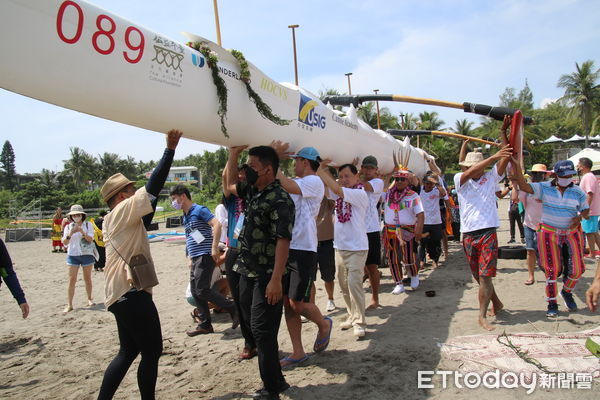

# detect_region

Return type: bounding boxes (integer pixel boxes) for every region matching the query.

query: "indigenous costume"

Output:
[530,161,588,316]
[383,168,424,292]
[51,217,65,251]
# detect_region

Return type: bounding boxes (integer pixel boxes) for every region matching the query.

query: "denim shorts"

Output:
[581,215,599,234]
[67,254,95,267]
[523,226,537,251]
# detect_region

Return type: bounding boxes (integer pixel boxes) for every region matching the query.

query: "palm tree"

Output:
[418,111,445,131]
[451,119,474,135]
[63,147,96,189]
[98,152,121,181]
[557,60,600,147]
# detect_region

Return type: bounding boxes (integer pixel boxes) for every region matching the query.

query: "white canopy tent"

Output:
[568,148,600,171]
[565,134,586,142]
[543,135,564,143]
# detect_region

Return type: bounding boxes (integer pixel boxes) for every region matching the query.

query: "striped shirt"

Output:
[183,203,215,257]
[531,181,588,229]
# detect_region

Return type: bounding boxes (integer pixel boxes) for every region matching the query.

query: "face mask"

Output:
[242,164,259,186]
[72,216,82,223]
[171,199,182,210]
[557,177,573,187]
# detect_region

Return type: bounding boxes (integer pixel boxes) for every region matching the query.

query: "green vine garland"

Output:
[187,41,229,138]
[230,49,290,126]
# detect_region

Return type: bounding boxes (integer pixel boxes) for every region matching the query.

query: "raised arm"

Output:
[459,139,470,163]
[509,158,534,194]
[316,161,343,198]
[225,145,248,196]
[460,145,512,186]
[496,115,511,176]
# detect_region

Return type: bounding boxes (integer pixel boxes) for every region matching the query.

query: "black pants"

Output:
[98,290,162,400]
[95,244,106,269]
[238,273,287,394]
[508,203,524,240]
[190,255,234,329]
[419,224,443,263]
[225,248,256,349]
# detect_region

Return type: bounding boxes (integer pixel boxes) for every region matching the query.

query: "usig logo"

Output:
[298,94,326,129]
[191,53,205,68]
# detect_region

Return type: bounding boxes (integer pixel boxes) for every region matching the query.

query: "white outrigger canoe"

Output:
[0,0,432,175]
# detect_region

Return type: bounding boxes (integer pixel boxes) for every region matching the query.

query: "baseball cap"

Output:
[553,160,577,177]
[361,155,378,168]
[291,147,321,161]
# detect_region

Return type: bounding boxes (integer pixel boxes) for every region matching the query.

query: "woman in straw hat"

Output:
[62,204,96,313]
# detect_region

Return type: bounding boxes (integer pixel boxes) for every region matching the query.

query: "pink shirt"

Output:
[519,190,543,230]
[579,172,600,216]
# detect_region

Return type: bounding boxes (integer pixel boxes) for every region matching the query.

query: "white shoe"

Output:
[410,275,420,289]
[392,284,405,295]
[353,326,365,338]
[340,320,353,330]
[301,316,308,323]
[326,299,336,312]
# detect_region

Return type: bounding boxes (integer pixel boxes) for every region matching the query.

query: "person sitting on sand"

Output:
[453,117,512,331]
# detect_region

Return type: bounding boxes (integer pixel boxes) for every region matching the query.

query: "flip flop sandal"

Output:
[313,316,333,353]
[524,279,534,285]
[280,354,309,369]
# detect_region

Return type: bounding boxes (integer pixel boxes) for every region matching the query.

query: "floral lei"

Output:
[335,183,364,223]
[386,185,411,211]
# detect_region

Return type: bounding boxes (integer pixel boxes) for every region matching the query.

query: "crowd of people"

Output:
[2,125,600,400]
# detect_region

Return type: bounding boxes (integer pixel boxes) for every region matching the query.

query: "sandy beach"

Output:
[1,198,598,399]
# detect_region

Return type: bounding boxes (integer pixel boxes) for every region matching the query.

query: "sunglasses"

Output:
[394,177,407,182]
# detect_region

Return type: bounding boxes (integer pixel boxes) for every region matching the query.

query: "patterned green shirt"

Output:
[234,180,295,277]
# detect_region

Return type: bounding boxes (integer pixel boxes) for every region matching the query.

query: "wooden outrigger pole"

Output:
[322,94,534,125]
[388,129,501,147]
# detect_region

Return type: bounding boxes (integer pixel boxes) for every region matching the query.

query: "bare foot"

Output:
[63,306,73,314]
[478,317,495,331]
[366,302,381,310]
[87,300,96,307]
[487,302,504,317]
[433,261,439,269]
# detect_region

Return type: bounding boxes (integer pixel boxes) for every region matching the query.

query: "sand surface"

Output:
[1,198,598,399]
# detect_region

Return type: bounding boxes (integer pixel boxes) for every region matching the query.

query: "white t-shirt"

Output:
[329,187,369,251]
[290,174,325,252]
[63,220,95,256]
[214,203,228,244]
[454,165,504,233]
[365,178,384,233]
[383,191,424,225]
[420,187,448,225]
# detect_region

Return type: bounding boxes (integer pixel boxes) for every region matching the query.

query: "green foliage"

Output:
[557,60,600,141]
[230,49,290,126]
[0,140,16,191]
[357,102,400,131]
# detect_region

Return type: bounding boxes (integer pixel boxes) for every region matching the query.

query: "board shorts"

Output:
[581,215,599,234]
[366,231,381,266]
[285,249,317,302]
[462,228,498,278]
[315,239,335,282]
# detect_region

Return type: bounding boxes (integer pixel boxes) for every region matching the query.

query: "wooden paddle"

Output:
[387,129,500,147]
[322,94,534,125]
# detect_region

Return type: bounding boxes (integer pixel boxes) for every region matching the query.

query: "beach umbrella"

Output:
[322,94,534,125]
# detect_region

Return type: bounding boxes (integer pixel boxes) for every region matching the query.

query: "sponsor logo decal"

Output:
[331,114,358,130]
[298,94,326,130]
[260,78,288,100]
[149,35,184,87]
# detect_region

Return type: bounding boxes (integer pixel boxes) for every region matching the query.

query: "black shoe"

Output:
[251,382,290,399]
[229,308,240,329]
[507,239,515,244]
[186,326,214,336]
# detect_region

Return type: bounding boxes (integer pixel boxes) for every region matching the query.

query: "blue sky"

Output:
[1,0,598,173]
